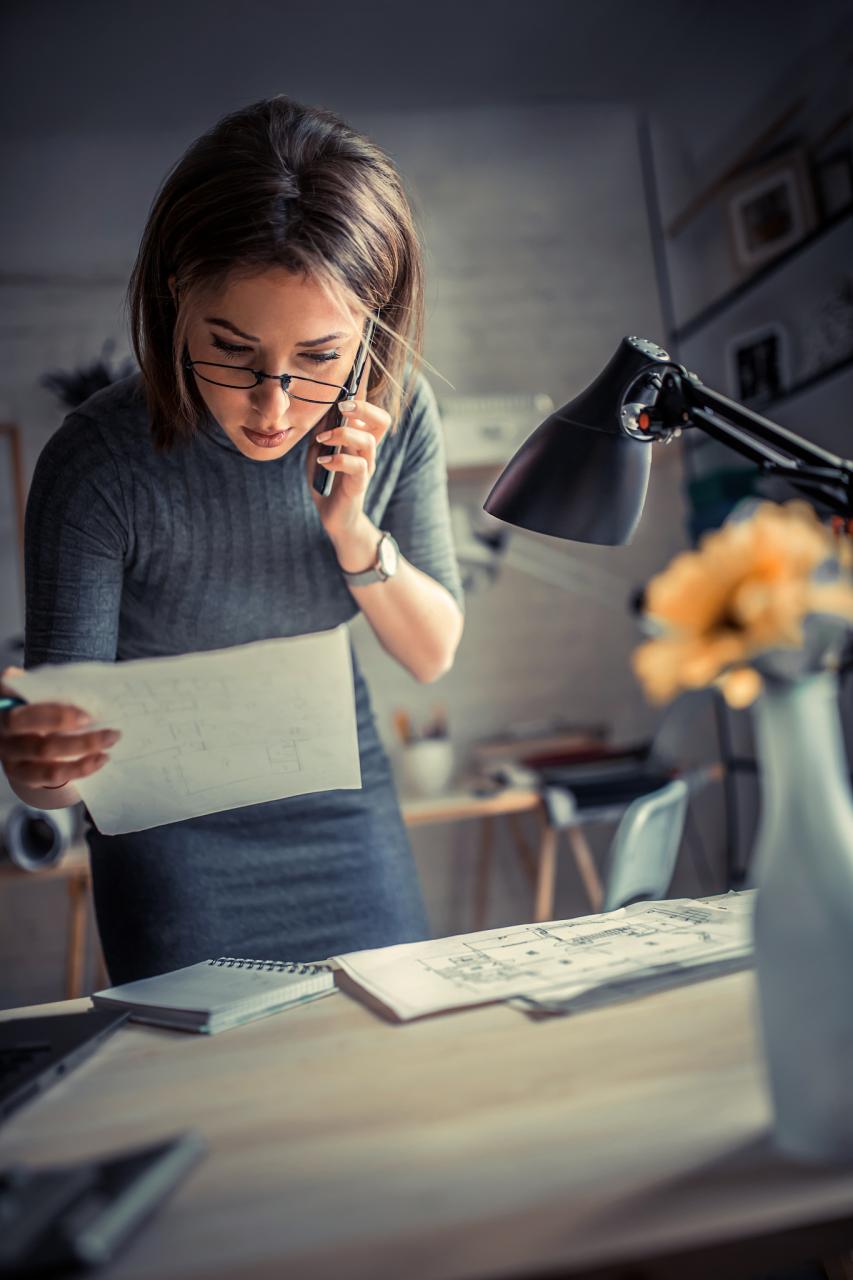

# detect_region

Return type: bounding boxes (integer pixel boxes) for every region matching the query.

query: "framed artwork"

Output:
[725,148,817,276]
[725,323,790,407]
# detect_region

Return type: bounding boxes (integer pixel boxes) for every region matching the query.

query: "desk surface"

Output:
[2,976,853,1279]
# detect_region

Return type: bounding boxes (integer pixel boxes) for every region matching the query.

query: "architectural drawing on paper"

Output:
[6,625,362,835]
[333,893,756,1021]
[411,904,743,996]
[103,675,317,796]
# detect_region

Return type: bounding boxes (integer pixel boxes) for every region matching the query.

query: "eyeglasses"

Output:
[182,358,350,405]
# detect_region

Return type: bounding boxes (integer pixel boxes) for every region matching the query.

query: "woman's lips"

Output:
[242,426,289,448]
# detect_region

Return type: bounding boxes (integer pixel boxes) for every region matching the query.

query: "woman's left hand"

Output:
[308,358,392,547]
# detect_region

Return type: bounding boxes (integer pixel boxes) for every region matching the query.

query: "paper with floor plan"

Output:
[508,950,751,1018]
[332,892,755,1021]
[6,625,361,835]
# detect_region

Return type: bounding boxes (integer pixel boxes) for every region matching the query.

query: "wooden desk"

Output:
[2,975,852,1279]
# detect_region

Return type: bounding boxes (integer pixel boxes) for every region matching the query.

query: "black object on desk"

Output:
[0,1011,129,1125]
[0,1131,206,1276]
[538,762,676,810]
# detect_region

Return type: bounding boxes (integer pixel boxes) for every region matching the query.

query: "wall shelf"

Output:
[672,203,853,344]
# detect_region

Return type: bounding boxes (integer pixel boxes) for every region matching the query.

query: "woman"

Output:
[0,95,465,983]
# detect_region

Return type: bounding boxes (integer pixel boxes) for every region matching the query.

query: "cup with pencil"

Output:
[393,705,454,798]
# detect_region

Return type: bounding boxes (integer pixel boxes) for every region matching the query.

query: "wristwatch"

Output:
[340,530,400,586]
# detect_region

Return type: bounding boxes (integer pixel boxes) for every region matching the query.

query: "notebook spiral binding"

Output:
[207,956,330,974]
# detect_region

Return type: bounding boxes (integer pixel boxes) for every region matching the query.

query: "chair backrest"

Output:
[602,778,689,913]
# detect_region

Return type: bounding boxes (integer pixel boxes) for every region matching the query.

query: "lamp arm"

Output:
[681,375,850,472]
[689,406,798,470]
[653,370,853,519]
[687,408,850,512]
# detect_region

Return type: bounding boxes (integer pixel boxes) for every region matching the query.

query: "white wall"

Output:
[347,103,699,931]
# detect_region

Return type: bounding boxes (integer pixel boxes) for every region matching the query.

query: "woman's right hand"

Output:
[0,666,121,792]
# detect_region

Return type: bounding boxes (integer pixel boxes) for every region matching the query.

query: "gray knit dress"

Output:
[24,369,464,982]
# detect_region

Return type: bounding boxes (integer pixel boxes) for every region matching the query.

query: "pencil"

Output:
[392,708,412,745]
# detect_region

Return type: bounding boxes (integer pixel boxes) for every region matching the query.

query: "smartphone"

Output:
[312,311,379,498]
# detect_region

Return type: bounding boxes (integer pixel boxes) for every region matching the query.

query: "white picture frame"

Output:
[725,149,817,276]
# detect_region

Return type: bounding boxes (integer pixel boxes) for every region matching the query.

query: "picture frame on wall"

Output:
[725,323,790,407]
[725,148,817,277]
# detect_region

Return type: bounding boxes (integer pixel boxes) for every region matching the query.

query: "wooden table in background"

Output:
[2,974,852,1278]
[401,786,604,928]
[0,844,108,999]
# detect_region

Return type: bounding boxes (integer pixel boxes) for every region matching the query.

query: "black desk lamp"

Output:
[483,336,853,544]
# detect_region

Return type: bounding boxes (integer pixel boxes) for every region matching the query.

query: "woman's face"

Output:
[176,268,365,461]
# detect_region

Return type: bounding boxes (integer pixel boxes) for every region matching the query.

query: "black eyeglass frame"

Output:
[181,309,380,405]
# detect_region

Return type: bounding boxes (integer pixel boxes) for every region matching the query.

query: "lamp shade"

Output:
[483,337,667,545]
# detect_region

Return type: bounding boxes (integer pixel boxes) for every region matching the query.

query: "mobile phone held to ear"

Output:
[312,311,378,498]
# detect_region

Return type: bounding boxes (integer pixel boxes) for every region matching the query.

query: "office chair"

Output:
[601,778,689,912]
[471,695,721,926]
[532,760,719,922]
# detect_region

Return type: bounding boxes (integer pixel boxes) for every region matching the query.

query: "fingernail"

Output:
[317,454,334,464]
[75,712,93,727]
[340,400,356,412]
[105,730,121,744]
[316,431,331,442]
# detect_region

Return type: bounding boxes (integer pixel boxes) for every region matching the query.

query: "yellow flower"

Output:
[631,501,853,707]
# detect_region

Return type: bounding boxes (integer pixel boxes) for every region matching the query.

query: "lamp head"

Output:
[483,336,679,545]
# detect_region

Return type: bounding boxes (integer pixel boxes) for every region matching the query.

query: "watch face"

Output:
[378,533,399,578]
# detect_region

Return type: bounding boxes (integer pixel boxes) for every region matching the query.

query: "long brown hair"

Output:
[126,95,425,452]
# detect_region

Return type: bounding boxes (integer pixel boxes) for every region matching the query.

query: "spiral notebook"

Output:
[91,956,337,1034]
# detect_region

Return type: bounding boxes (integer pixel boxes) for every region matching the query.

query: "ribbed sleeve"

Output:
[24,413,129,666]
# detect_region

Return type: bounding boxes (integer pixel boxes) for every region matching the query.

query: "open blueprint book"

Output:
[332,891,755,1021]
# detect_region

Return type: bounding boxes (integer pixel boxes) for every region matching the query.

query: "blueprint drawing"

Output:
[8,625,361,834]
[332,892,755,1020]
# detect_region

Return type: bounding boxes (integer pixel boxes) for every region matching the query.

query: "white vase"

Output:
[751,669,853,1163]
